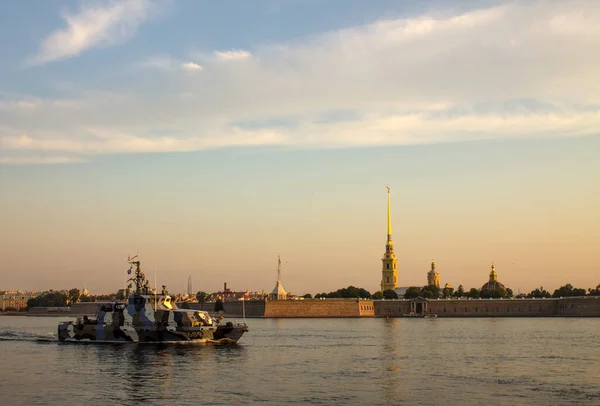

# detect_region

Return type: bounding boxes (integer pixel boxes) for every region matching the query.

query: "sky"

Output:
[0,0,599,295]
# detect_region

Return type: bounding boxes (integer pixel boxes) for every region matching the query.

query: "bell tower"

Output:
[381,186,398,292]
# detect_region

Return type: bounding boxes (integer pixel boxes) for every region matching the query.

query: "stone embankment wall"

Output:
[374,297,600,317]
[27,302,113,316]
[27,307,72,316]
[264,299,374,318]
[184,300,266,318]
[186,299,375,318]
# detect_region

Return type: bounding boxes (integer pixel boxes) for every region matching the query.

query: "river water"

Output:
[0,316,598,405]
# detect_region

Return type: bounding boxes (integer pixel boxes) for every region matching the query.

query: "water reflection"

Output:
[2,317,600,405]
[75,342,249,403]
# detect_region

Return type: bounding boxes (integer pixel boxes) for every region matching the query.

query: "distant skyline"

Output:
[0,1,598,294]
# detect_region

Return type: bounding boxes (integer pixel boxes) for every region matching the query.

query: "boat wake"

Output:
[0,330,56,343]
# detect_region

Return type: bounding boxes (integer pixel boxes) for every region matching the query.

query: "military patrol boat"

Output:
[58,256,248,343]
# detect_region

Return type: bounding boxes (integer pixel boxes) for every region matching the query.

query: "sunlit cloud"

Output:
[213,49,252,61]
[3,1,600,164]
[26,0,159,66]
[181,61,203,71]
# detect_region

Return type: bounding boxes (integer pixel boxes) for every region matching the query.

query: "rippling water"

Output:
[1,316,599,405]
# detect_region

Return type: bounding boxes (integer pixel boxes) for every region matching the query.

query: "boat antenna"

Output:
[242,297,246,324]
[154,262,157,309]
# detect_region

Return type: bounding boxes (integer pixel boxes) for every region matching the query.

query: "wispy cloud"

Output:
[26,0,158,66]
[134,56,203,72]
[4,1,600,164]
[181,62,203,71]
[213,49,252,61]
[0,155,86,165]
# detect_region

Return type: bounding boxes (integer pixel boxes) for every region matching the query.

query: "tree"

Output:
[302,293,312,299]
[115,289,127,300]
[383,289,398,299]
[371,291,383,300]
[422,285,440,299]
[453,285,465,298]
[27,292,68,308]
[588,284,600,296]
[196,291,208,304]
[312,286,371,299]
[467,288,480,299]
[442,286,454,298]
[526,287,551,298]
[67,288,81,305]
[214,298,224,312]
[552,284,586,298]
[481,287,508,299]
[404,287,421,299]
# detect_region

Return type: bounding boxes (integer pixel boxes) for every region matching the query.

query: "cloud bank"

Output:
[4,1,600,163]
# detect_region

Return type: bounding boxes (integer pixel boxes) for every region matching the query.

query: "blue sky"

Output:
[0,0,598,294]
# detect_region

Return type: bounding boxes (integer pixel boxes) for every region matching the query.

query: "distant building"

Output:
[481,263,505,293]
[381,186,398,292]
[427,261,440,288]
[0,291,40,311]
[210,282,251,302]
[187,275,193,296]
[82,285,89,296]
[271,256,289,300]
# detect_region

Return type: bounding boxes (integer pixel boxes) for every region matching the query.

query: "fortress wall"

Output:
[427,299,557,317]
[555,297,600,317]
[264,299,374,318]
[27,306,72,315]
[184,300,266,317]
[374,298,600,317]
[374,300,411,317]
[71,302,109,315]
[222,300,266,317]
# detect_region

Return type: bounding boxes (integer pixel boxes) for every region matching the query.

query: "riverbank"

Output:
[19,296,600,318]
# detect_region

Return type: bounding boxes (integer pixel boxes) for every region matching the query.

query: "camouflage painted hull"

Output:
[58,321,248,343]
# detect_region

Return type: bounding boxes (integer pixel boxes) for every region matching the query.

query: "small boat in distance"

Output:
[402,312,438,318]
[58,255,248,343]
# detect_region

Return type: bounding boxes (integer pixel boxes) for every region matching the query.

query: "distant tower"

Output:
[427,261,440,288]
[480,262,506,293]
[271,255,288,300]
[82,284,89,296]
[380,186,398,292]
[489,263,498,282]
[187,275,193,296]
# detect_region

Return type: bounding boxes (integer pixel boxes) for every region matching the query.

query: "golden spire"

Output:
[386,186,392,242]
[489,262,498,282]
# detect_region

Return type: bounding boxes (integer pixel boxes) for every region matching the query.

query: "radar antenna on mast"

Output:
[127,255,149,294]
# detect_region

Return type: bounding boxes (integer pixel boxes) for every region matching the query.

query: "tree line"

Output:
[301,282,600,301]
[26,288,130,309]
[22,281,600,310]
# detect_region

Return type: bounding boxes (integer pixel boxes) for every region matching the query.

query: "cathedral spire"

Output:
[386,186,392,243]
[381,186,398,292]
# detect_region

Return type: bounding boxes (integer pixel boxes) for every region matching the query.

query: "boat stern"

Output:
[214,321,248,343]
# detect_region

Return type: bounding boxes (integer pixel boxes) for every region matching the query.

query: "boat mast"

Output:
[127,254,149,294]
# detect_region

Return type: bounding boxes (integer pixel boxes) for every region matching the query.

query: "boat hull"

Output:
[58,321,247,343]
